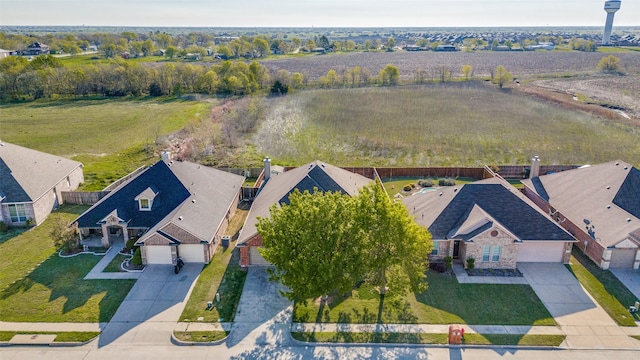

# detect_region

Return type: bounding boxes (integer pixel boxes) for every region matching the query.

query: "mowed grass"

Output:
[0,98,211,189]
[0,331,100,343]
[260,84,640,167]
[293,271,555,326]
[567,247,639,326]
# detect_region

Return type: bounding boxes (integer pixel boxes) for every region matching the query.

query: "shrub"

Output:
[403,184,412,191]
[444,256,453,270]
[438,178,456,186]
[466,257,475,270]
[418,179,434,188]
[131,247,142,266]
[0,221,7,232]
[126,238,137,250]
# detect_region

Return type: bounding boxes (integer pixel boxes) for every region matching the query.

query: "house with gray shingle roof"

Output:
[74,159,244,265]
[523,160,640,270]
[237,159,373,267]
[0,142,84,226]
[403,177,575,269]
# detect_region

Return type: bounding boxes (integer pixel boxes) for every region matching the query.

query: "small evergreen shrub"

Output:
[132,248,142,266]
[444,256,453,270]
[0,221,7,232]
[466,257,475,270]
[126,238,137,250]
[439,178,456,186]
[403,184,412,191]
[418,179,434,187]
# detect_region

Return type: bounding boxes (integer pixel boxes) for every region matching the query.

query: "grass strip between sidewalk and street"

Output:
[173,330,229,343]
[566,247,639,326]
[291,332,565,346]
[0,331,100,343]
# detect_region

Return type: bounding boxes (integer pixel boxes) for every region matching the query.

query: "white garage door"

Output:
[145,245,173,264]
[517,242,564,263]
[178,244,205,263]
[610,248,637,269]
[250,247,270,266]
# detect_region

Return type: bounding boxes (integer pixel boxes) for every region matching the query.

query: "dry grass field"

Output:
[253,83,640,167]
[262,51,640,81]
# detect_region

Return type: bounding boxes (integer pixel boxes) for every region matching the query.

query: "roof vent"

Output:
[439,192,443,196]
[178,216,183,221]
[606,205,611,209]
[624,166,628,170]
[627,218,632,222]
[453,188,458,192]
[606,186,610,190]
[616,162,620,166]
[192,199,196,204]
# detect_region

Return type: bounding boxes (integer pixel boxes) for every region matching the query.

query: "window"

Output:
[482,245,491,262]
[139,198,150,210]
[8,204,27,222]
[431,241,439,256]
[491,245,501,262]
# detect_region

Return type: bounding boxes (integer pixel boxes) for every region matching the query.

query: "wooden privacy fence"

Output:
[61,191,110,205]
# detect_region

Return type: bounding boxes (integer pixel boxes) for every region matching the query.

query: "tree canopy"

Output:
[492,65,513,89]
[257,184,432,302]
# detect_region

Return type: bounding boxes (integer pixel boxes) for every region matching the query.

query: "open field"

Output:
[0,98,211,189]
[254,83,640,167]
[293,271,555,326]
[262,51,640,81]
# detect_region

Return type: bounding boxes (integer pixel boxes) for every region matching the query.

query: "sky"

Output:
[1,0,638,28]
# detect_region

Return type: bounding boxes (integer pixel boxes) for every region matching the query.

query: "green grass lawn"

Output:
[0,331,101,342]
[0,205,88,292]
[0,98,211,190]
[179,209,249,323]
[103,253,131,272]
[0,228,27,246]
[173,330,229,342]
[293,271,555,326]
[0,252,135,322]
[382,177,477,197]
[567,248,639,326]
[291,332,565,346]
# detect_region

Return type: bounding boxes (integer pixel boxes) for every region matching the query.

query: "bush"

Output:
[125,238,137,250]
[444,256,453,270]
[131,247,142,266]
[466,257,475,270]
[429,261,446,273]
[403,184,412,192]
[418,179,434,188]
[438,178,456,186]
[0,221,7,233]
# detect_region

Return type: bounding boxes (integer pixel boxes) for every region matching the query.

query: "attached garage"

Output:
[178,244,205,263]
[144,245,173,264]
[517,242,565,263]
[609,248,637,269]
[250,247,270,266]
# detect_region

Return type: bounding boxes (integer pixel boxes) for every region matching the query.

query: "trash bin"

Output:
[448,324,462,344]
[221,235,230,248]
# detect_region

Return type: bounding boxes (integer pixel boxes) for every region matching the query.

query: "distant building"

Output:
[526,42,555,51]
[0,49,18,59]
[435,45,458,52]
[21,42,50,56]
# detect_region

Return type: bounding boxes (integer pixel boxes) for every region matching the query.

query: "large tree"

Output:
[355,184,432,295]
[492,65,513,89]
[258,189,364,302]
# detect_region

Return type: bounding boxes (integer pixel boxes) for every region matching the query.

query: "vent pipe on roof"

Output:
[264,157,271,181]
[530,156,540,178]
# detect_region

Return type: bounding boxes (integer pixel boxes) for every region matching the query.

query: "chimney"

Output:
[530,156,540,178]
[264,157,271,181]
[161,150,171,162]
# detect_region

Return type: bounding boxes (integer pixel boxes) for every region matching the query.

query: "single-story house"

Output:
[522,160,640,269]
[237,159,373,267]
[74,158,244,265]
[0,142,84,226]
[21,42,50,56]
[403,177,576,269]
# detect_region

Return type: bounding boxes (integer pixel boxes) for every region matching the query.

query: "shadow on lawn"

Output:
[0,253,134,322]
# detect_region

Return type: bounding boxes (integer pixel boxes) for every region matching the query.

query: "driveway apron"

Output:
[519,262,640,349]
[98,264,202,348]
[227,266,293,347]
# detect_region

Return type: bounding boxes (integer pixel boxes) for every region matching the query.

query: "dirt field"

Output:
[261,51,640,81]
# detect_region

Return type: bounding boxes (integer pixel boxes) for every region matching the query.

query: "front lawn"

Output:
[103,253,131,272]
[0,253,135,322]
[567,247,639,326]
[294,271,555,326]
[179,208,249,322]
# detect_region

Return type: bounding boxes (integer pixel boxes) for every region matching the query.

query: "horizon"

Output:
[1,1,639,28]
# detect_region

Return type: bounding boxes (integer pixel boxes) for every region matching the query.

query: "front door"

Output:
[453,240,460,259]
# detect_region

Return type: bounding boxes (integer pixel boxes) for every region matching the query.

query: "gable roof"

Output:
[75,160,244,245]
[522,160,640,248]
[403,177,574,242]
[0,142,82,203]
[237,160,373,245]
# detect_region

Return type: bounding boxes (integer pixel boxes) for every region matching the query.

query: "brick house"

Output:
[237,159,373,267]
[403,177,576,269]
[522,160,640,269]
[0,142,84,226]
[74,158,244,265]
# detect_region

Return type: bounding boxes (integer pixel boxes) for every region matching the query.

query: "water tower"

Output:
[602,1,621,45]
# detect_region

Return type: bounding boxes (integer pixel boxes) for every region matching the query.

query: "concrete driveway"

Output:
[519,262,640,349]
[227,266,293,348]
[611,268,640,301]
[98,263,202,348]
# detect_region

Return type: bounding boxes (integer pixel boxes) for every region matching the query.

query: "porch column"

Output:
[100,223,110,247]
